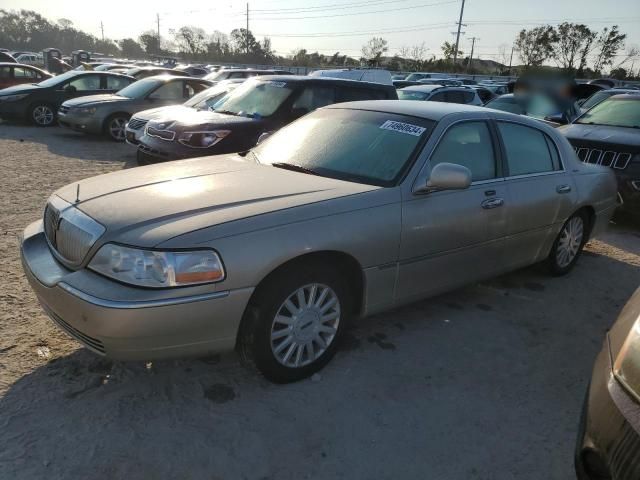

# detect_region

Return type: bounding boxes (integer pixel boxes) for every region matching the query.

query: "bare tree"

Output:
[497,44,510,66]
[410,42,429,71]
[593,25,627,73]
[361,37,388,66]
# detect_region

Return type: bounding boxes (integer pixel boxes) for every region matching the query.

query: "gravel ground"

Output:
[0,124,639,480]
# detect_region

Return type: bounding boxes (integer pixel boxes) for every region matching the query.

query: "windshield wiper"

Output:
[214,109,238,116]
[270,162,319,176]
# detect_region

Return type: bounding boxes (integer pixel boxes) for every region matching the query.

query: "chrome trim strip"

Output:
[57,282,230,309]
[505,170,564,180]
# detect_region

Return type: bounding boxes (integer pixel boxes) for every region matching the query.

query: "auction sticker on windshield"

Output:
[266,81,287,88]
[380,120,426,136]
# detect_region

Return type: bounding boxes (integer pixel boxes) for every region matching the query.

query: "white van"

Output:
[309,68,393,85]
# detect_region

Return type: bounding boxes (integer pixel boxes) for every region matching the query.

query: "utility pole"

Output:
[100,21,104,42]
[453,0,466,67]
[508,44,515,76]
[466,36,478,72]
[246,3,250,55]
[156,13,161,54]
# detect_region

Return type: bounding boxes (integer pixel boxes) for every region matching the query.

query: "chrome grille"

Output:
[573,147,632,170]
[146,126,175,141]
[127,117,148,130]
[43,196,105,266]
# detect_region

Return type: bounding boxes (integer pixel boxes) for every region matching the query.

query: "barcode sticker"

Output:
[267,81,286,88]
[380,120,426,136]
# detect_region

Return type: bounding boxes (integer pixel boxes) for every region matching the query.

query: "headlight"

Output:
[178,130,230,148]
[88,243,225,288]
[614,320,640,402]
[72,106,97,115]
[0,94,29,102]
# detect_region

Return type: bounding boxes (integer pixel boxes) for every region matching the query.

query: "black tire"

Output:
[238,261,352,383]
[547,210,589,276]
[103,113,130,141]
[29,103,56,127]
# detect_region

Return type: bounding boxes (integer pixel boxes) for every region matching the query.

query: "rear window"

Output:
[397,90,429,101]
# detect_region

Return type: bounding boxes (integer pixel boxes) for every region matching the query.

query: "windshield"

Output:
[397,90,429,101]
[37,70,78,88]
[115,78,161,98]
[405,73,426,81]
[253,108,434,187]
[214,79,294,117]
[576,98,640,128]
[581,91,613,110]
[184,84,235,109]
[485,97,524,115]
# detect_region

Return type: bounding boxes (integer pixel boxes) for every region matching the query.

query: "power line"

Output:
[255,22,453,38]
[251,0,411,13]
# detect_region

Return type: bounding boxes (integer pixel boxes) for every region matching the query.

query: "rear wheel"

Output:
[547,211,588,275]
[30,103,55,126]
[104,114,130,141]
[239,263,351,383]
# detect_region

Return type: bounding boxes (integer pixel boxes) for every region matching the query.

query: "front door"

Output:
[397,120,509,301]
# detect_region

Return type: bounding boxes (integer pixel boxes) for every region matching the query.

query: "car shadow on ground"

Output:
[1,246,638,479]
[0,122,137,167]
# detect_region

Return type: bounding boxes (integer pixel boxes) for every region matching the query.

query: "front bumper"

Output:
[125,125,144,146]
[20,220,253,361]
[576,337,640,479]
[57,110,103,134]
[137,135,211,163]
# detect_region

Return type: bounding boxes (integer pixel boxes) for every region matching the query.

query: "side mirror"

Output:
[64,85,76,93]
[257,131,272,145]
[417,162,472,194]
[544,113,567,125]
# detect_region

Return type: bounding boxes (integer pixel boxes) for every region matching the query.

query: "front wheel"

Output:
[104,114,130,141]
[30,103,55,126]
[547,211,588,275]
[239,264,351,383]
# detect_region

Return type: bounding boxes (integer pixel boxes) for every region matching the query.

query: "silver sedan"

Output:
[21,101,618,382]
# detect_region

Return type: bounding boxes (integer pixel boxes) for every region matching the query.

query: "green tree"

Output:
[552,23,596,73]
[441,41,462,61]
[118,38,144,58]
[515,26,557,68]
[139,30,160,54]
[593,25,627,73]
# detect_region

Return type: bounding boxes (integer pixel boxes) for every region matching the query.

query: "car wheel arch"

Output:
[102,112,131,129]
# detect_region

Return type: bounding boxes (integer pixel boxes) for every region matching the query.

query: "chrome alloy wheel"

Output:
[556,216,584,268]
[33,105,54,125]
[270,283,340,368]
[109,117,128,141]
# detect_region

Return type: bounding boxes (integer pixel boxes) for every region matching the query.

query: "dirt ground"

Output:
[1,123,639,480]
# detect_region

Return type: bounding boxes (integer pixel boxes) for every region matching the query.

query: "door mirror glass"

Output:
[422,162,472,193]
[544,113,567,124]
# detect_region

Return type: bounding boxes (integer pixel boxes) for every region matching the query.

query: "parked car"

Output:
[392,74,407,81]
[95,64,135,72]
[58,75,211,141]
[419,78,462,86]
[15,53,42,67]
[125,79,244,146]
[125,67,185,80]
[471,86,497,104]
[393,80,423,89]
[578,88,640,114]
[575,286,640,480]
[404,72,448,82]
[136,75,397,163]
[0,70,135,126]
[73,62,108,71]
[20,101,617,382]
[309,68,393,85]
[484,93,580,125]
[558,94,640,218]
[204,68,293,84]
[478,83,509,96]
[176,65,209,78]
[0,63,51,89]
[397,85,483,106]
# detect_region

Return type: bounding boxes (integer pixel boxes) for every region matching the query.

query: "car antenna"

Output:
[75,184,80,203]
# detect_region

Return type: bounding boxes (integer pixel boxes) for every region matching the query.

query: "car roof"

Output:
[254,75,393,89]
[141,74,202,82]
[401,85,471,93]
[325,99,486,120]
[608,93,640,101]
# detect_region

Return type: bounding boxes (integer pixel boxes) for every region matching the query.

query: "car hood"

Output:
[132,104,194,121]
[54,155,378,247]
[62,94,129,107]
[0,83,40,95]
[559,123,640,148]
[148,110,257,132]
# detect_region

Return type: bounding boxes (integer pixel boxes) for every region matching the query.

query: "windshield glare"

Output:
[214,79,293,117]
[37,70,78,88]
[577,98,640,128]
[581,91,612,110]
[115,78,160,98]
[185,85,234,109]
[254,108,433,187]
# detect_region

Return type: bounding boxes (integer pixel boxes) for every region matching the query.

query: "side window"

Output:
[66,75,101,91]
[14,67,37,78]
[148,81,183,100]
[463,91,476,104]
[106,76,131,90]
[429,92,447,102]
[0,66,11,78]
[429,121,496,182]
[336,87,385,102]
[445,91,466,104]
[185,81,208,98]
[497,122,559,176]
[291,86,335,114]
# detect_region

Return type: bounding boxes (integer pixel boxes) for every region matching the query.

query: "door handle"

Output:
[481,198,504,209]
[556,184,572,194]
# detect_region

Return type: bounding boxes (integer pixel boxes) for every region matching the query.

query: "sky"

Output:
[3,0,640,63]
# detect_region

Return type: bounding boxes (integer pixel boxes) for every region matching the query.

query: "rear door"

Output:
[0,65,12,88]
[496,120,577,268]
